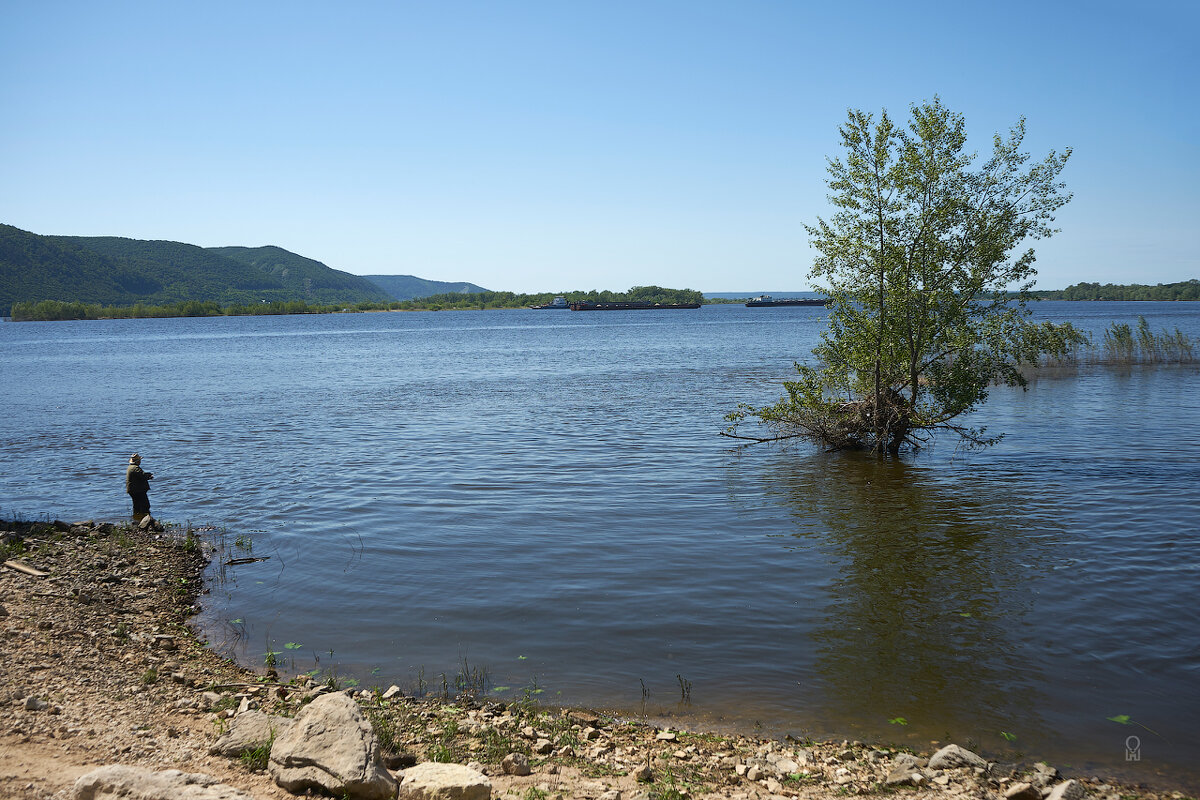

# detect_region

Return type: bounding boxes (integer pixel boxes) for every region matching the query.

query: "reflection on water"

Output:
[745,449,1051,753]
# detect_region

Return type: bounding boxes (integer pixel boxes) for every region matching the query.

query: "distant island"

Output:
[1029,279,1199,301]
[389,286,704,311]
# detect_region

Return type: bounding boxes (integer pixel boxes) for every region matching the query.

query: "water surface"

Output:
[2,302,1197,787]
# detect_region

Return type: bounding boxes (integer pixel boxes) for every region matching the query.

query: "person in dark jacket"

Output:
[125,453,153,519]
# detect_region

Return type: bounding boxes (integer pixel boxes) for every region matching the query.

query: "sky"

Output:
[2,1,1196,293]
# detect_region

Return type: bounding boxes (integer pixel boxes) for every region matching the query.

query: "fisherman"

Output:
[125,453,154,520]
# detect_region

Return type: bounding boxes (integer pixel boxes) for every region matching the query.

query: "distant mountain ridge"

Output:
[0,224,479,315]
[362,274,489,301]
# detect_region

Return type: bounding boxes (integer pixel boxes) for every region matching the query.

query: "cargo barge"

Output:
[744,294,829,307]
[569,301,701,311]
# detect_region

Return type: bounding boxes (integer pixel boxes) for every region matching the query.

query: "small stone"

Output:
[929,744,988,770]
[634,765,653,783]
[1046,780,1088,800]
[399,763,491,800]
[534,739,553,755]
[934,774,951,786]
[502,753,531,776]
[1007,782,1043,800]
[655,730,677,742]
[568,711,600,727]
[745,766,761,781]
[24,697,49,711]
[382,685,403,700]
[599,792,622,800]
[885,766,920,786]
[1029,763,1060,788]
[583,726,601,741]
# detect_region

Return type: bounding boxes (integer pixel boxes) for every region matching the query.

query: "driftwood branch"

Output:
[718,431,812,444]
[223,556,271,566]
[4,560,49,577]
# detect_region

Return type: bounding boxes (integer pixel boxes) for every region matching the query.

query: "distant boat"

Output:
[745,294,828,307]
[568,301,701,311]
[530,296,570,310]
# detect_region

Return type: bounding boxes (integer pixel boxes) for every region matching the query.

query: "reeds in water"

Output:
[1099,316,1195,365]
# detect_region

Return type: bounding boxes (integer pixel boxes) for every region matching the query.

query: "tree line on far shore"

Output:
[8,286,709,321]
[1030,279,1199,301]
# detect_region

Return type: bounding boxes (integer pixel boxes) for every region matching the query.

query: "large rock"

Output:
[73,765,256,799]
[928,743,988,770]
[268,692,397,800]
[399,762,492,800]
[210,710,293,757]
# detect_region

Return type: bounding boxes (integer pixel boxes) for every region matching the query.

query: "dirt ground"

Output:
[0,519,1190,800]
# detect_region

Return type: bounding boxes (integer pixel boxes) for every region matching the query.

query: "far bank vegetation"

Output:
[9,286,706,321]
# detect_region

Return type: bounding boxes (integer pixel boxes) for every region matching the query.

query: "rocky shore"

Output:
[0,518,1190,800]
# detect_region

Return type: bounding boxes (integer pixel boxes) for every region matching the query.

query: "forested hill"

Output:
[0,224,392,315]
[363,274,489,301]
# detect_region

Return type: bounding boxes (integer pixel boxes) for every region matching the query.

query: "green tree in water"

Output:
[727,98,1084,454]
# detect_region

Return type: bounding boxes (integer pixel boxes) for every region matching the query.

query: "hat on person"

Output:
[129,453,141,463]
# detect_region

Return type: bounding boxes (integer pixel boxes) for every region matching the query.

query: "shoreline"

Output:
[1,517,1193,800]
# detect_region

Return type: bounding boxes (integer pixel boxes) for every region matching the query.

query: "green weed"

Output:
[239,733,275,771]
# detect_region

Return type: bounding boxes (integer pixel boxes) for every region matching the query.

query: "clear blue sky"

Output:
[2,1,1196,293]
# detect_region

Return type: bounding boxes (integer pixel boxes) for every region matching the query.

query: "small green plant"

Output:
[181,524,201,553]
[211,695,240,714]
[368,709,398,753]
[114,622,130,640]
[454,658,490,696]
[141,667,158,685]
[524,788,549,800]
[1000,731,1017,742]
[649,767,687,800]
[429,742,458,763]
[239,733,275,771]
[264,649,282,668]
[888,717,908,726]
[234,534,253,552]
[676,674,692,701]
[284,642,302,650]
[784,772,819,786]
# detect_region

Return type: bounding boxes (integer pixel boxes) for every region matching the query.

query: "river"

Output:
[2,301,1197,786]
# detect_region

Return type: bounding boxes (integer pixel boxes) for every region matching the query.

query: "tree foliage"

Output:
[727,98,1085,454]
